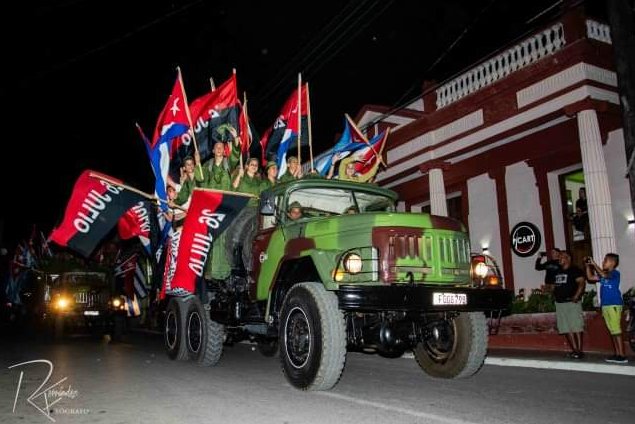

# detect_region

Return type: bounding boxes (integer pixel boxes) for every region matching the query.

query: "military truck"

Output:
[45,271,127,340]
[163,179,512,390]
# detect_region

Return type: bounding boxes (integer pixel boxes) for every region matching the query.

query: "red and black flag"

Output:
[260,83,309,172]
[188,73,242,169]
[117,200,160,256]
[49,171,146,257]
[168,188,251,295]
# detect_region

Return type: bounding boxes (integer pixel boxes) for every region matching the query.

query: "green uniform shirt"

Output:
[236,173,261,206]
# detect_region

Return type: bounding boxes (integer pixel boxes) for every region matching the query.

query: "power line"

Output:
[256,0,376,105]
[28,0,204,81]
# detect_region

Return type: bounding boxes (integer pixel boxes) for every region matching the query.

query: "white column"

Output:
[577,109,617,262]
[429,168,448,216]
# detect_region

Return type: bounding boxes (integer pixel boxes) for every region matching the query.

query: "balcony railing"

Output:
[586,19,612,44]
[435,23,566,109]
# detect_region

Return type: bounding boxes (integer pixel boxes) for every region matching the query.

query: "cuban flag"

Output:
[315,115,369,176]
[260,84,309,177]
[150,74,190,202]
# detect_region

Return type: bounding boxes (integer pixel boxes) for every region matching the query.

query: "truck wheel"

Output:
[185,298,224,366]
[112,315,125,342]
[54,316,64,341]
[165,297,189,361]
[279,282,346,391]
[413,312,487,379]
[257,339,278,357]
[225,207,257,269]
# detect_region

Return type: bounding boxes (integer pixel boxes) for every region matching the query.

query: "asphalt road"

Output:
[0,329,633,424]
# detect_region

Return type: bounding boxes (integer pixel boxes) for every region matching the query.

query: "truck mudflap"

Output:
[336,285,513,312]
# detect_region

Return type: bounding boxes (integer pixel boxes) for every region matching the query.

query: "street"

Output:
[1,330,633,424]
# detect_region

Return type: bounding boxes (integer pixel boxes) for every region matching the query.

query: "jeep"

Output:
[163,179,512,390]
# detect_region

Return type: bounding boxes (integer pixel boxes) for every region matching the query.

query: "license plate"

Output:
[83,310,100,316]
[433,292,468,306]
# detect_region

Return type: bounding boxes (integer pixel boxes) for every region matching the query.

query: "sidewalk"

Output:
[402,348,634,376]
[483,348,634,376]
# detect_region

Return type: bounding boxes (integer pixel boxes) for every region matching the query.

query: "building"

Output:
[355,6,634,293]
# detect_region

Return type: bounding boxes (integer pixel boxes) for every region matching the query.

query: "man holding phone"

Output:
[535,248,561,286]
[546,251,586,359]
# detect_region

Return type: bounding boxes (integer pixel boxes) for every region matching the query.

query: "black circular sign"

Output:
[510,222,541,257]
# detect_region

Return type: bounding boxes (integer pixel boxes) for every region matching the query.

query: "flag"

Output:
[151,74,191,192]
[260,84,309,176]
[169,189,250,295]
[137,123,169,213]
[189,73,242,167]
[160,227,181,300]
[125,294,141,317]
[114,253,148,300]
[315,115,369,176]
[346,130,389,181]
[49,171,146,257]
[40,231,53,258]
[117,200,160,256]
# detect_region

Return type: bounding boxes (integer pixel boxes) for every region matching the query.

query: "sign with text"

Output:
[510,222,541,257]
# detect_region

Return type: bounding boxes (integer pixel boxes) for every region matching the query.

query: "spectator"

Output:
[546,251,586,359]
[585,253,627,364]
[535,248,561,285]
[575,187,588,213]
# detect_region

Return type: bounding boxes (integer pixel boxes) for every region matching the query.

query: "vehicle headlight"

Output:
[112,298,122,308]
[56,297,70,310]
[343,253,363,274]
[473,262,489,279]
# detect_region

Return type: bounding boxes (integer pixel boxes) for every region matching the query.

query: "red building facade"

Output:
[358,6,634,293]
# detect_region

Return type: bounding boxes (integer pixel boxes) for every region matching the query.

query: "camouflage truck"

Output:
[163,178,512,390]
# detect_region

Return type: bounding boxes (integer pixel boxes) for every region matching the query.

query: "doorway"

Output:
[559,170,592,268]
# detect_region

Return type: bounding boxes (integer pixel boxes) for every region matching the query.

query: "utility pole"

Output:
[606,0,635,214]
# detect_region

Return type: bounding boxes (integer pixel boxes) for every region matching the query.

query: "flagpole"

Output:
[209,77,216,91]
[345,113,387,167]
[307,82,314,172]
[88,172,186,211]
[176,66,203,176]
[297,73,302,166]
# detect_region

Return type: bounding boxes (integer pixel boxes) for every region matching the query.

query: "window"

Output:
[286,188,395,220]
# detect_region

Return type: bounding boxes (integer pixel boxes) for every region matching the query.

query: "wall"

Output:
[604,129,635,291]
[467,174,504,277]
[505,162,546,292]
[548,171,567,249]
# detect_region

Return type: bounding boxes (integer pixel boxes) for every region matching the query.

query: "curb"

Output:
[401,353,635,376]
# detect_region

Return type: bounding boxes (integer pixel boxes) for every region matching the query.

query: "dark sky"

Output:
[0,0,607,248]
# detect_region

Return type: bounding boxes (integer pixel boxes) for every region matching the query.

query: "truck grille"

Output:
[74,292,102,308]
[373,227,470,283]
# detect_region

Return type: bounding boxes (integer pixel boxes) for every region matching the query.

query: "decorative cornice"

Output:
[419,160,451,174]
[516,63,617,109]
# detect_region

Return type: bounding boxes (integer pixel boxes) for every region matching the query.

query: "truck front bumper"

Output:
[337,284,513,312]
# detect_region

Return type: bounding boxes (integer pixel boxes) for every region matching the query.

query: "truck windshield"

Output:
[288,188,395,218]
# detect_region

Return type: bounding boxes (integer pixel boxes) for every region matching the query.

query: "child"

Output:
[585,253,628,363]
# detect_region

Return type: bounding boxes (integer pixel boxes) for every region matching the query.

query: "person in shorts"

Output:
[546,251,586,359]
[585,253,628,364]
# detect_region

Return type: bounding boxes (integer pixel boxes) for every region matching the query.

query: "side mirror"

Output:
[260,191,276,216]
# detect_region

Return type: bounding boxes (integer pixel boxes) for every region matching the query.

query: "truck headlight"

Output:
[343,253,363,274]
[474,262,489,279]
[112,298,122,308]
[56,297,70,310]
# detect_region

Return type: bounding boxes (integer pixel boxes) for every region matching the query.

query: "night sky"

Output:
[0,0,607,249]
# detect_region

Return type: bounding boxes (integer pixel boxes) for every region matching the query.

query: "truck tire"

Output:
[164,297,189,361]
[112,315,125,342]
[240,220,258,272]
[54,316,64,341]
[413,312,487,379]
[279,282,346,391]
[225,206,258,269]
[185,298,224,366]
[257,339,278,357]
